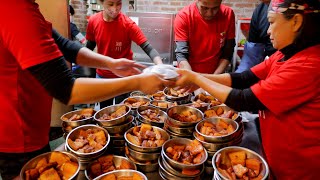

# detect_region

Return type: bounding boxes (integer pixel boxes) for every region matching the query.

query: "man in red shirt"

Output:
[174,0,235,74]
[86,0,163,108]
[0,1,171,179]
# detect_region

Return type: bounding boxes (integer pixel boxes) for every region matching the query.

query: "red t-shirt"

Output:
[174,2,235,73]
[86,12,147,78]
[251,45,320,179]
[0,1,63,153]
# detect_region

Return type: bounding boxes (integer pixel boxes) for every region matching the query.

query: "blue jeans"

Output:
[236,42,266,73]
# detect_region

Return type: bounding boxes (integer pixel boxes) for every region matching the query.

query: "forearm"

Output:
[213,59,230,74]
[140,41,163,64]
[69,76,140,105]
[75,47,114,69]
[202,73,232,87]
[178,60,192,70]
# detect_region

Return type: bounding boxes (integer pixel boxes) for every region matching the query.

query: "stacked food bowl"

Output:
[93,169,148,180]
[163,87,192,105]
[84,154,137,179]
[194,117,241,175]
[159,138,207,180]
[65,124,110,170]
[212,146,269,180]
[136,106,167,128]
[122,96,151,117]
[124,124,170,173]
[60,108,96,138]
[94,104,133,155]
[164,105,203,138]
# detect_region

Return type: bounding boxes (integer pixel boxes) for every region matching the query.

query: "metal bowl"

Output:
[167,105,204,127]
[94,104,131,127]
[102,115,133,135]
[85,155,137,180]
[124,125,170,152]
[161,153,204,178]
[184,102,209,112]
[150,100,177,111]
[125,145,160,162]
[20,151,80,180]
[212,146,269,180]
[93,169,147,180]
[193,132,236,152]
[195,118,239,143]
[137,106,167,127]
[162,138,208,171]
[122,96,151,116]
[125,154,159,173]
[164,121,194,135]
[130,91,146,97]
[151,91,166,100]
[163,87,192,102]
[205,105,241,123]
[66,125,110,159]
[61,108,96,130]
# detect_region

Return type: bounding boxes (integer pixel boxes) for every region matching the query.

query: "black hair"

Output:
[69,5,75,16]
[281,0,320,49]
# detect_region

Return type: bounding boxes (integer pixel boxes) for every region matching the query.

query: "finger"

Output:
[132,63,147,69]
[130,68,143,75]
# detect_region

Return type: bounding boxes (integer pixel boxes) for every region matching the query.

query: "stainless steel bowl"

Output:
[94,104,131,127]
[151,91,166,100]
[66,125,110,159]
[162,138,208,171]
[125,154,159,173]
[61,108,96,131]
[85,155,137,180]
[150,100,177,111]
[212,146,269,180]
[164,126,193,139]
[20,151,80,180]
[195,118,239,143]
[130,91,146,97]
[102,115,133,135]
[124,125,170,153]
[126,144,161,162]
[184,102,209,112]
[165,121,194,135]
[163,87,192,102]
[93,169,147,180]
[167,105,204,127]
[193,132,234,152]
[136,106,167,126]
[206,105,241,123]
[112,139,126,147]
[122,96,151,116]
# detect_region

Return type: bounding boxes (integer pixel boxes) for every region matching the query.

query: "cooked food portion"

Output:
[152,91,165,100]
[139,108,165,122]
[152,101,177,109]
[165,140,205,165]
[204,107,238,120]
[169,110,201,122]
[215,151,263,180]
[24,152,78,180]
[87,155,134,179]
[62,108,95,121]
[99,106,127,120]
[194,93,222,106]
[100,173,143,180]
[124,98,149,108]
[187,101,207,108]
[126,124,166,147]
[67,128,107,153]
[200,119,236,137]
[167,88,189,97]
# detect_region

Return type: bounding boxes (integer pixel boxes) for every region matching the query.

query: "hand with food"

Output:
[175,69,200,93]
[136,73,174,95]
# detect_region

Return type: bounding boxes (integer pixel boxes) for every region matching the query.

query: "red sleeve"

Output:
[0,2,62,69]
[251,55,320,114]
[174,11,189,42]
[226,9,235,39]
[86,16,96,41]
[128,21,147,46]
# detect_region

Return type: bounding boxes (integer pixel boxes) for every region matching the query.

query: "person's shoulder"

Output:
[219,4,234,14]
[120,13,135,23]
[89,12,103,22]
[177,2,195,16]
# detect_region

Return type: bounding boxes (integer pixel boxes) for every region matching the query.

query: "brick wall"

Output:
[71,0,260,33]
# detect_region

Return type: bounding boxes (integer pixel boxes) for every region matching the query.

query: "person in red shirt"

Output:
[86,0,163,108]
[175,0,320,179]
[174,0,235,74]
[0,1,171,179]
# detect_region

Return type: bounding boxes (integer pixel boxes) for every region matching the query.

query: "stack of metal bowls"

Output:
[151,91,166,101]
[94,104,133,155]
[159,138,207,180]
[164,105,203,138]
[150,100,177,112]
[20,151,80,180]
[136,106,167,128]
[122,96,151,117]
[65,124,110,170]
[212,146,269,180]
[84,155,137,180]
[60,108,96,138]
[124,125,170,173]
[193,118,240,174]
[93,169,148,180]
[163,87,192,105]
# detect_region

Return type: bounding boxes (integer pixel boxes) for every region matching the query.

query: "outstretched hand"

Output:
[175,69,200,93]
[109,58,146,77]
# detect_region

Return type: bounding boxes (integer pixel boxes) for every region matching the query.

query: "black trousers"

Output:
[0,144,51,180]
